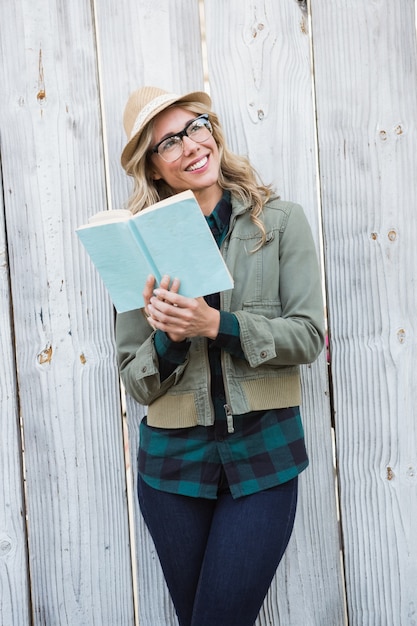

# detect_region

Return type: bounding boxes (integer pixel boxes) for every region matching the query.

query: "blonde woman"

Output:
[116,86,324,626]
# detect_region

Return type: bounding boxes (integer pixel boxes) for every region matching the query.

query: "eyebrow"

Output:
[156,117,199,143]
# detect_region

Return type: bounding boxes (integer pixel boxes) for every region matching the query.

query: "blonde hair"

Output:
[123,101,273,248]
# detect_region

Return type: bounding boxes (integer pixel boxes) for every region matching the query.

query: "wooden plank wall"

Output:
[0,0,134,624]
[312,1,417,624]
[0,1,415,625]
[0,129,31,625]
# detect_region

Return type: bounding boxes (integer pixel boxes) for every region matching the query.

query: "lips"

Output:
[186,155,208,172]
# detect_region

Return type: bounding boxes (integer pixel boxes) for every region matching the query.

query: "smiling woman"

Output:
[148,107,222,215]
[115,85,324,626]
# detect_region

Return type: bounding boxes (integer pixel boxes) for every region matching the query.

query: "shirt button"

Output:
[260,350,268,359]
[141,366,147,373]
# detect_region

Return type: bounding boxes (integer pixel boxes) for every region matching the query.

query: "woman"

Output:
[116,86,324,626]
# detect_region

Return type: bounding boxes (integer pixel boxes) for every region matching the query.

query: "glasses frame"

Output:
[150,114,212,161]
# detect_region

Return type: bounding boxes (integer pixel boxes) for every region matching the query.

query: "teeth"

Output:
[187,156,208,171]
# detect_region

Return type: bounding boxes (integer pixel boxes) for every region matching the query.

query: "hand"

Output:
[146,278,220,343]
[142,274,178,328]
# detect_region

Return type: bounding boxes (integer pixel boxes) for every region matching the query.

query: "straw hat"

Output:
[121,86,212,170]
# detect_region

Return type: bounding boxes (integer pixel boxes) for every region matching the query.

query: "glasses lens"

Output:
[186,117,212,142]
[158,136,183,162]
[156,116,213,163]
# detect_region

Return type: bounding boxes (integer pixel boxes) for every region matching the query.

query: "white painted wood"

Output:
[0,0,134,623]
[0,147,31,625]
[204,1,346,624]
[311,0,417,624]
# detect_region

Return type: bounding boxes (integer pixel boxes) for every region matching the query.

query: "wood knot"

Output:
[296,0,308,14]
[0,535,13,557]
[397,329,406,344]
[38,344,53,364]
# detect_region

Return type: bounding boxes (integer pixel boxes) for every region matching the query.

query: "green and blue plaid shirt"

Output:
[138,192,309,499]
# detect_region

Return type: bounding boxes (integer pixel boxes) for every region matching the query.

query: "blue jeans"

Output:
[138,474,298,626]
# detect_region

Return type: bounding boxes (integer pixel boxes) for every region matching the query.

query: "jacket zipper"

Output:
[204,338,216,421]
[219,208,240,435]
[219,287,235,434]
[224,403,235,433]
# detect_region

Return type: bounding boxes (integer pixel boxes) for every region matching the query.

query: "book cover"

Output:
[76,190,234,313]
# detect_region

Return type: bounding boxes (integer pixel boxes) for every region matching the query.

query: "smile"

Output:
[186,156,208,171]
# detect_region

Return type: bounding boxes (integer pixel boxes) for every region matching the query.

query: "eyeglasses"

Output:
[150,114,213,162]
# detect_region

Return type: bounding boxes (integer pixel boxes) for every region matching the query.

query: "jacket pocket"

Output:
[242,301,282,319]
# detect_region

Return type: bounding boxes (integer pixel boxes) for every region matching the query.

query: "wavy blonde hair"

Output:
[123,100,273,248]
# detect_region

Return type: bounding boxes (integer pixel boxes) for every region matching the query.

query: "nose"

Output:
[182,134,200,154]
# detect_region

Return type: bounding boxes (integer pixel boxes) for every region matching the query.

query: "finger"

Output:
[170,277,180,293]
[145,274,156,289]
[149,298,176,319]
[158,274,171,290]
[143,274,156,304]
[146,316,156,329]
[152,288,191,308]
[149,298,189,326]
[143,305,157,328]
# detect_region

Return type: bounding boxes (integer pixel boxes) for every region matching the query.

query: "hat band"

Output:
[129,93,180,140]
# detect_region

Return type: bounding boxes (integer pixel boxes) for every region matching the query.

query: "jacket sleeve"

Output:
[234,204,325,368]
[115,309,189,406]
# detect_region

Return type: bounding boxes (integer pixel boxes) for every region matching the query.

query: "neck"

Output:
[193,186,223,216]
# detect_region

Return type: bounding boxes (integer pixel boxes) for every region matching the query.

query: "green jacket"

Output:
[116,195,324,428]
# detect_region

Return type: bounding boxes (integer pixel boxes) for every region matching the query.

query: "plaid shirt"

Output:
[138,192,309,499]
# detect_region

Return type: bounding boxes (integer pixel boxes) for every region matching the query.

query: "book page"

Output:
[130,194,233,300]
[86,209,132,226]
[77,220,152,311]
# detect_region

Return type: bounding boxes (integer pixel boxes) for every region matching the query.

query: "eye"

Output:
[160,136,182,152]
[188,119,206,135]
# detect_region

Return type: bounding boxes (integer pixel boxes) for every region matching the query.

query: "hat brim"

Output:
[121,90,212,170]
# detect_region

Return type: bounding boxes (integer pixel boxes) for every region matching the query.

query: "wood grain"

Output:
[311,0,417,624]
[0,130,31,626]
[0,0,134,623]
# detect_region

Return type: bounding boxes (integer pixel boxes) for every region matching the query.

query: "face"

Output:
[149,106,222,213]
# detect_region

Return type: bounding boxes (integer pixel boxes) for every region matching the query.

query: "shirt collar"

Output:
[205,191,232,245]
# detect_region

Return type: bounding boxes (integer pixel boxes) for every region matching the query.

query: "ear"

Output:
[150,165,162,181]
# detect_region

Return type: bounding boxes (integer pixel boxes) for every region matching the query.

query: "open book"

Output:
[76,190,234,313]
